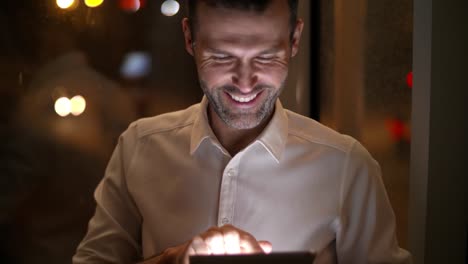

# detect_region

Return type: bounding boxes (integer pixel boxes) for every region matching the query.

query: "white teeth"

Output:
[230,93,257,103]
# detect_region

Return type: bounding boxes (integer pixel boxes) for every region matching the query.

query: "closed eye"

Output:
[212,54,234,62]
[255,55,276,63]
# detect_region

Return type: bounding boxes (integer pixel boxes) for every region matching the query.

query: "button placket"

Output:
[217,156,240,226]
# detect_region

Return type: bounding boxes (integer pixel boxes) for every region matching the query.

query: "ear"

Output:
[182,18,194,56]
[291,19,304,58]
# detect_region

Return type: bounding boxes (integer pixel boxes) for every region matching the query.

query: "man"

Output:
[74,0,412,263]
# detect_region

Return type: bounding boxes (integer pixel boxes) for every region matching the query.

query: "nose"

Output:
[231,61,258,93]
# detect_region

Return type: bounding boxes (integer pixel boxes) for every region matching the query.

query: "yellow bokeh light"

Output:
[70,95,87,116]
[55,97,71,117]
[56,0,76,9]
[84,0,104,8]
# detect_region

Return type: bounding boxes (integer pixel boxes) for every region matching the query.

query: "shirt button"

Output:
[226,169,235,177]
[221,218,230,224]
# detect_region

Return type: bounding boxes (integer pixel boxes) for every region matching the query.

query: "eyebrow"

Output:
[204,47,284,56]
[204,48,230,54]
[258,47,284,55]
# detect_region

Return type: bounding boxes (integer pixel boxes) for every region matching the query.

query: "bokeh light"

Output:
[406,71,413,89]
[55,97,72,117]
[56,0,76,9]
[84,0,104,8]
[385,118,411,142]
[161,0,180,16]
[120,51,152,79]
[119,0,141,12]
[70,95,87,116]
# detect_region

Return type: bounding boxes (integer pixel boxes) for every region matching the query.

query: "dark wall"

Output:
[409,0,468,263]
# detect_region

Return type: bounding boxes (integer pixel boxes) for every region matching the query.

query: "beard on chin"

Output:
[200,81,281,130]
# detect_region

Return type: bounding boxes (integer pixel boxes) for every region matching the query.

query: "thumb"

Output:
[258,240,272,254]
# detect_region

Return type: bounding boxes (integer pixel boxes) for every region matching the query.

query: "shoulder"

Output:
[285,110,357,154]
[284,111,379,178]
[124,103,200,139]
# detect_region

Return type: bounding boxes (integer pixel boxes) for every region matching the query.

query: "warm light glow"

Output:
[223,233,241,254]
[406,71,413,89]
[84,0,104,8]
[385,118,411,142]
[55,97,71,117]
[70,95,87,116]
[56,0,76,9]
[161,0,180,16]
[119,0,141,12]
[208,235,226,254]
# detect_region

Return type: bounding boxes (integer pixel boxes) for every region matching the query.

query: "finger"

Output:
[180,243,193,264]
[182,246,195,264]
[187,247,196,256]
[204,232,226,254]
[200,227,224,241]
[239,233,263,253]
[190,236,212,255]
[221,229,241,254]
[258,240,272,254]
[219,225,241,254]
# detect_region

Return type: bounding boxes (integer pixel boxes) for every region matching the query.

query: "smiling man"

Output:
[187,0,300,155]
[73,1,412,263]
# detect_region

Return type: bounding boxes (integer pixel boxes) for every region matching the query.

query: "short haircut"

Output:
[186,0,299,40]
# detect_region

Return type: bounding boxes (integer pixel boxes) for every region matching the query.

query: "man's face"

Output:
[183,0,302,129]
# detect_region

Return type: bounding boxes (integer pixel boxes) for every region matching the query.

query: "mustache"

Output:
[220,84,272,94]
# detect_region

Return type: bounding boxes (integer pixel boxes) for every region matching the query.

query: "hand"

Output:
[187,224,272,256]
[145,225,272,264]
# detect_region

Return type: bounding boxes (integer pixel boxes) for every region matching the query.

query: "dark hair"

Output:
[186,0,299,40]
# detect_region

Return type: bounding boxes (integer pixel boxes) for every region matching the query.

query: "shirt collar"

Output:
[190,97,223,155]
[190,97,289,162]
[255,100,288,163]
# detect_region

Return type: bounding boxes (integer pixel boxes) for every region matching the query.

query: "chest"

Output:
[128,142,342,256]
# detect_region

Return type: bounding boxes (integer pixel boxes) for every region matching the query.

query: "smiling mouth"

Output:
[228,93,258,103]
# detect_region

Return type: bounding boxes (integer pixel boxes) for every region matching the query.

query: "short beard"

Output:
[200,81,284,130]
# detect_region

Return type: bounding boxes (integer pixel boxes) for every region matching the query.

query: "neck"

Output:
[208,107,273,156]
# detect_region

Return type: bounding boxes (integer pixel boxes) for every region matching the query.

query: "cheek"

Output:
[256,64,289,86]
[197,63,233,88]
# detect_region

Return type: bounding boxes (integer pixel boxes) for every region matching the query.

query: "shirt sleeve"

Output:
[335,141,412,264]
[73,124,143,264]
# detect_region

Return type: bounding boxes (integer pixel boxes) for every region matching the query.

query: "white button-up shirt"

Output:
[74,97,412,264]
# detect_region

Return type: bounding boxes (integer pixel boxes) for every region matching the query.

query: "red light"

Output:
[385,118,411,142]
[119,0,146,12]
[406,71,413,89]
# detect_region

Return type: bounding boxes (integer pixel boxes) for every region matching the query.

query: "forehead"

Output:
[194,0,291,43]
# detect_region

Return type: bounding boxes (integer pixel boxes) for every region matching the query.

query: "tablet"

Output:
[190,252,315,264]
